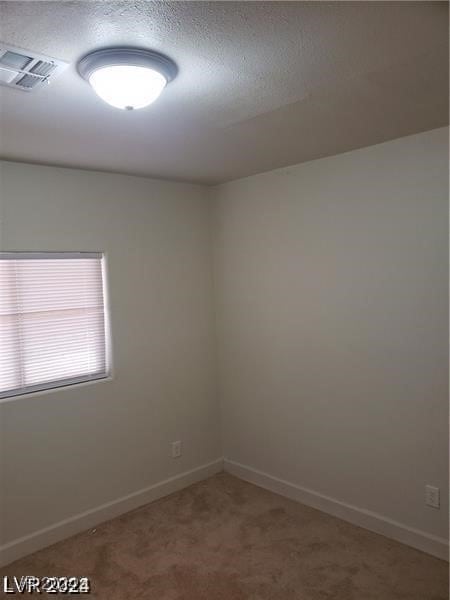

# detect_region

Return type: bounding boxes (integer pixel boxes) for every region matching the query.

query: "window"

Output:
[0,252,110,399]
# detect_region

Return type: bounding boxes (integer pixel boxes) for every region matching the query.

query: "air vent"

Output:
[16,73,42,89]
[0,42,68,92]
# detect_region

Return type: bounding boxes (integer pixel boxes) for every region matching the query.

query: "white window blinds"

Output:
[0,252,109,399]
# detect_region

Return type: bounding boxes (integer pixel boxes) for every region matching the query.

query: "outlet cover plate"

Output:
[171,441,182,459]
[425,485,440,509]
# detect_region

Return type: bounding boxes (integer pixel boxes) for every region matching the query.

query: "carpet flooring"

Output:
[2,473,448,599]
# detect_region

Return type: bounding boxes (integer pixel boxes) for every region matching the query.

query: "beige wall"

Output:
[213,127,449,540]
[0,161,221,545]
[0,126,448,554]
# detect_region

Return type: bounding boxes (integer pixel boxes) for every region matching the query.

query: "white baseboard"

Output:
[224,458,449,562]
[0,458,224,567]
[3,457,446,567]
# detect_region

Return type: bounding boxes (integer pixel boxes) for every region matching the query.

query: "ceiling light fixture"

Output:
[78,47,177,110]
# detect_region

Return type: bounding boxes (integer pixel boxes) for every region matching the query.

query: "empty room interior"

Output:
[0,1,449,598]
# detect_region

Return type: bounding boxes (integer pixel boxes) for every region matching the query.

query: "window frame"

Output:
[0,251,113,402]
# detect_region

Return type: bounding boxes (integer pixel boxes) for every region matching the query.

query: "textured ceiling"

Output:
[0,1,448,184]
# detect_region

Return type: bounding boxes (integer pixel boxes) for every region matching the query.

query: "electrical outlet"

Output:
[171,440,182,458]
[425,485,440,509]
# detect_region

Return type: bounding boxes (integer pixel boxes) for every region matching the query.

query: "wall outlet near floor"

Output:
[425,485,440,509]
[171,440,182,458]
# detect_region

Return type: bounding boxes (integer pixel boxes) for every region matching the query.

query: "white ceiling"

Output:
[0,1,448,184]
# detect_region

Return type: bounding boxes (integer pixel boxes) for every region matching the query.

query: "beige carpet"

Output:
[2,473,448,599]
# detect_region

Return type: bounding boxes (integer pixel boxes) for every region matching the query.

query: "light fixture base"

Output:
[77,47,178,83]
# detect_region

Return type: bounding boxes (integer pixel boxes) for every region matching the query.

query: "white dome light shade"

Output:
[78,47,178,111]
[89,65,167,110]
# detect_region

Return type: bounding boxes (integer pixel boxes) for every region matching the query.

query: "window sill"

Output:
[0,375,114,404]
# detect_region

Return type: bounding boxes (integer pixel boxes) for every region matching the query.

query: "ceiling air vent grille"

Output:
[0,43,68,92]
[16,73,42,89]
